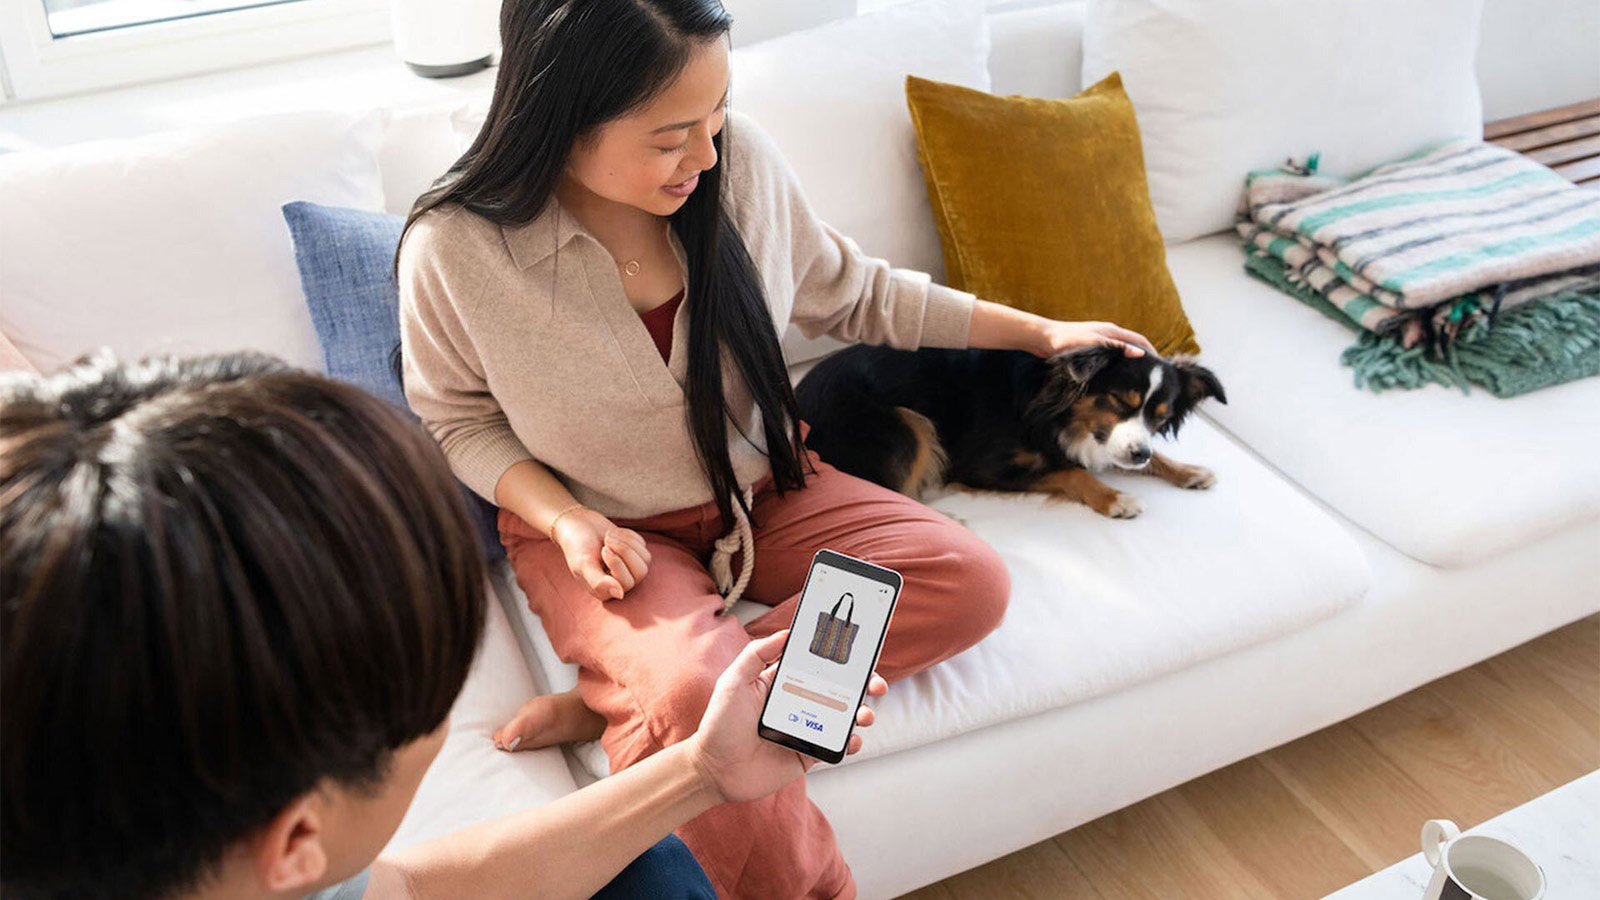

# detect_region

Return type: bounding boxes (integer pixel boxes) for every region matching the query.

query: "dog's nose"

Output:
[1130,446,1152,465]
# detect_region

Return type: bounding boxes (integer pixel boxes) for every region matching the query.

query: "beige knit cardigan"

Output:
[399,108,976,607]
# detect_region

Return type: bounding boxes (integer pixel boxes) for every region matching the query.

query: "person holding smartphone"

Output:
[0,352,887,900]
[757,550,906,766]
[398,2,1153,894]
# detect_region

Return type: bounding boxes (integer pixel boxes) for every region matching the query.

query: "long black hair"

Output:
[396,0,811,527]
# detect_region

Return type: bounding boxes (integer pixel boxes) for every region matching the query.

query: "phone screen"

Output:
[758,549,901,763]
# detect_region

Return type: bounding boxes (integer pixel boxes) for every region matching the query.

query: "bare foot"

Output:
[493,688,606,751]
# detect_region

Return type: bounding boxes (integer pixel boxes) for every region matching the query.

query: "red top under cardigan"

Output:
[639,287,685,364]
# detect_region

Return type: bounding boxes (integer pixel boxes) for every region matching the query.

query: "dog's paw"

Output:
[1178,466,1216,490]
[1104,492,1144,519]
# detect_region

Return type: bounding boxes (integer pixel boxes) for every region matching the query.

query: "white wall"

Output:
[1476,0,1600,120]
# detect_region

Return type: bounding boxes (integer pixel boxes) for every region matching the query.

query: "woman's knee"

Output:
[941,527,1011,642]
[647,651,729,742]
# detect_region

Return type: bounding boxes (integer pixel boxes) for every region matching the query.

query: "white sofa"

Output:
[2,2,1597,899]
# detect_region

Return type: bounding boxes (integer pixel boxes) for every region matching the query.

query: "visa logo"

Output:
[805,719,824,732]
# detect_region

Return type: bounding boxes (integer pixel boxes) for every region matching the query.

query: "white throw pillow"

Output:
[726,0,990,282]
[1083,0,1485,244]
[0,109,389,373]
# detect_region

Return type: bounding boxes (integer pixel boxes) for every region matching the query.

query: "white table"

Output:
[1321,769,1600,898]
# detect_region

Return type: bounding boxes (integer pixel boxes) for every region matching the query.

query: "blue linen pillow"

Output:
[281,200,506,561]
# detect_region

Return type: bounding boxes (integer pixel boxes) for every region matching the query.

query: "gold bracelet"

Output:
[546,502,587,540]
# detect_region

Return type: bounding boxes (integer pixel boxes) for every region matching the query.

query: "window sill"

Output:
[0,40,496,151]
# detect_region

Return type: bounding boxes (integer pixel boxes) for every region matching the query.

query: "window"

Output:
[0,0,392,101]
[42,0,306,38]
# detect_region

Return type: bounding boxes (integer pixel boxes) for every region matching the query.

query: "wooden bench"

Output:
[1485,97,1600,186]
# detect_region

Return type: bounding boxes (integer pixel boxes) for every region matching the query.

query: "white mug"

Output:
[1421,819,1546,900]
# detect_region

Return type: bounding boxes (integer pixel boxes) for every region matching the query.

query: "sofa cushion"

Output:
[281,202,409,405]
[385,584,578,854]
[904,71,1200,356]
[1082,0,1485,244]
[280,200,505,560]
[736,0,991,367]
[986,0,1086,99]
[507,415,1370,776]
[0,109,388,373]
[726,0,989,283]
[1169,232,1600,567]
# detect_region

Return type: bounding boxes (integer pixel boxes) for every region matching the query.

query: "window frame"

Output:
[0,0,392,102]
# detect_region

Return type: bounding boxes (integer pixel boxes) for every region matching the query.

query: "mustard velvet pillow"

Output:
[905,71,1201,355]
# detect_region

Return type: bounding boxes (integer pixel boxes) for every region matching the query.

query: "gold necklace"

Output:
[619,219,669,277]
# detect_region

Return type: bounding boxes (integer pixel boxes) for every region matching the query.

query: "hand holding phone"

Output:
[689,629,886,803]
[757,549,902,764]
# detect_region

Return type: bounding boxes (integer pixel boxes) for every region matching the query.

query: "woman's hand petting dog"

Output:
[551,508,653,601]
[1033,319,1158,359]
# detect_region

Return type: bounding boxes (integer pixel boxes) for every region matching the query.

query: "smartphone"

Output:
[757,548,903,764]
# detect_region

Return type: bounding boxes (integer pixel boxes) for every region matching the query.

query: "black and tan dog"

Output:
[794,344,1227,518]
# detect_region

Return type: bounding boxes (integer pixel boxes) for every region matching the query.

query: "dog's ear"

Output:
[1172,355,1227,406]
[1024,344,1119,427]
[1052,344,1119,385]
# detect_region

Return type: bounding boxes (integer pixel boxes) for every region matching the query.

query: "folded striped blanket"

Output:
[1235,140,1600,396]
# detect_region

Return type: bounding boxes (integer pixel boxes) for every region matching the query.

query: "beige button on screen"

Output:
[781,680,848,711]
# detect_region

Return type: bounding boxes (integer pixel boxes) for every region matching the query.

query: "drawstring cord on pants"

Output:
[708,483,756,616]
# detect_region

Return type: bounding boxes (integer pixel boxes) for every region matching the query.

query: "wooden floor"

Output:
[899,613,1600,900]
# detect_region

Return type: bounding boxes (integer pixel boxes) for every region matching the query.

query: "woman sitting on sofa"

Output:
[396,1,1154,897]
[0,352,887,900]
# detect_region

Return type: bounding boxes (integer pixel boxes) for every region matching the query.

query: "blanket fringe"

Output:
[1243,251,1600,398]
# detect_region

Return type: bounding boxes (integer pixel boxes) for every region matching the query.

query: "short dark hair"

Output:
[1,352,487,900]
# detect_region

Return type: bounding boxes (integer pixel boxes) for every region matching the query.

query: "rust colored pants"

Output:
[498,421,1011,900]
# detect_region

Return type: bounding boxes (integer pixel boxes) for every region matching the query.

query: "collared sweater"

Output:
[398,108,976,584]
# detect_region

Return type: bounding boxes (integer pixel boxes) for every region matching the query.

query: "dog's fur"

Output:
[794,345,1227,518]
